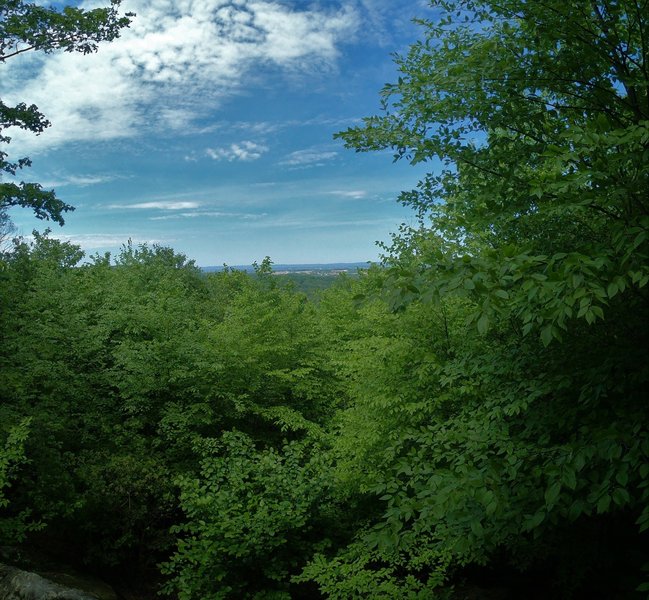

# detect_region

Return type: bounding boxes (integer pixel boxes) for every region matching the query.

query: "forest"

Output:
[1,0,648,598]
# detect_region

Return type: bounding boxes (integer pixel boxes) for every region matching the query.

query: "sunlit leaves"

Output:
[0,0,133,60]
[0,236,338,580]
[316,1,649,593]
[161,432,330,599]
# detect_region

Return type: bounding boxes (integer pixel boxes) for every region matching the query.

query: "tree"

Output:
[0,417,40,544]
[299,1,649,596]
[0,0,133,224]
[0,237,340,587]
[161,432,332,600]
[338,0,648,342]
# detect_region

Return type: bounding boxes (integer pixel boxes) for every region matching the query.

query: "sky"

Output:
[4,0,435,266]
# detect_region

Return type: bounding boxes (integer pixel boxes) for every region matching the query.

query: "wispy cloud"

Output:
[355,0,430,46]
[328,189,368,199]
[28,233,164,251]
[196,116,359,137]
[150,210,266,221]
[112,201,201,210]
[206,141,269,162]
[4,0,359,154]
[279,149,338,167]
[230,121,283,135]
[38,173,120,188]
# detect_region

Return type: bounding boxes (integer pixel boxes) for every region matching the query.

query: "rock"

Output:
[35,574,116,600]
[0,563,108,600]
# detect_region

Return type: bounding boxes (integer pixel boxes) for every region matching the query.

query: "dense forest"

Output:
[1,0,649,598]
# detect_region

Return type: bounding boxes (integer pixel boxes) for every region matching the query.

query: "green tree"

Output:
[0,0,132,224]
[339,0,648,341]
[0,238,199,570]
[0,206,14,249]
[0,417,41,544]
[301,1,649,596]
[161,432,332,600]
[0,236,341,590]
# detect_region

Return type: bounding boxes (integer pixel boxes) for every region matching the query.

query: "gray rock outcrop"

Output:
[0,563,108,600]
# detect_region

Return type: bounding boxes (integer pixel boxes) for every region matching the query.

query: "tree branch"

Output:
[0,45,37,62]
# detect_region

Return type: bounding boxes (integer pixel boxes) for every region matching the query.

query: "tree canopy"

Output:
[339,0,649,343]
[0,1,648,598]
[313,0,649,594]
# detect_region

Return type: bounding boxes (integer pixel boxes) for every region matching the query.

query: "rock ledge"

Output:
[0,563,105,600]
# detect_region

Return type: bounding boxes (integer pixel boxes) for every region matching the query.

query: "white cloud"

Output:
[230,121,283,135]
[150,210,266,221]
[197,117,357,137]
[279,149,338,167]
[328,189,368,199]
[158,108,196,131]
[3,0,359,153]
[38,173,119,188]
[28,232,163,250]
[247,214,401,229]
[206,141,268,162]
[113,201,201,210]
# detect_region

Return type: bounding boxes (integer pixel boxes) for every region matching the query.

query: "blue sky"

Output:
[5,0,434,266]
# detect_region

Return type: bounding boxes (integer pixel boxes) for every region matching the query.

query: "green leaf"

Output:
[522,511,545,532]
[544,481,561,507]
[591,305,604,320]
[476,313,489,334]
[568,501,583,521]
[612,488,630,507]
[540,325,553,347]
[596,494,611,514]
[470,519,484,537]
[636,507,649,532]
[561,468,577,491]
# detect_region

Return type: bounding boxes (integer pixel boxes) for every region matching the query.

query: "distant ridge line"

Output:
[201,262,371,273]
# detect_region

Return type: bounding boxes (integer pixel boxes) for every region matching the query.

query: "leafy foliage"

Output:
[0,1,648,597]
[338,0,649,343]
[161,432,330,600]
[0,417,43,544]
[305,0,649,596]
[0,235,337,584]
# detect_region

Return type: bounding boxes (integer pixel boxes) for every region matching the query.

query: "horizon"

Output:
[200,260,371,271]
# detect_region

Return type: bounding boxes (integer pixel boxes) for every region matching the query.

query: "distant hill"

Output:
[201,262,371,274]
[201,262,372,297]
